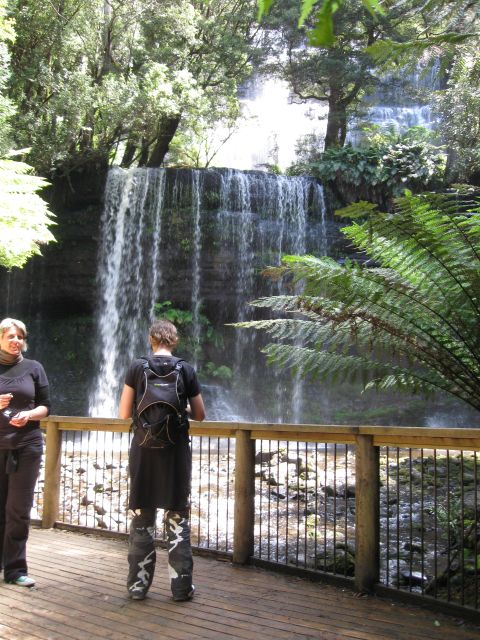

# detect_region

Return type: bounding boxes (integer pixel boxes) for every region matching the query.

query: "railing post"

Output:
[355,434,380,593]
[233,428,255,564]
[42,420,62,528]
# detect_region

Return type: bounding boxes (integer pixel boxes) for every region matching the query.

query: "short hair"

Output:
[0,318,28,351]
[149,319,178,348]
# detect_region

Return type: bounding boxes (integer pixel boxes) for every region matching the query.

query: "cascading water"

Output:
[212,75,329,171]
[191,170,204,368]
[89,168,166,417]
[89,167,328,422]
[213,64,439,173]
[347,65,440,144]
[347,105,435,145]
[219,170,255,376]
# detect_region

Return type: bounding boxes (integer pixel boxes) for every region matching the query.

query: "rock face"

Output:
[0,158,108,318]
[0,159,108,415]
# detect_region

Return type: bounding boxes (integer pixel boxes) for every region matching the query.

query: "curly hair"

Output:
[149,319,179,349]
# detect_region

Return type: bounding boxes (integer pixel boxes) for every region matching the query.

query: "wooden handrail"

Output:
[38,415,480,594]
[39,416,480,448]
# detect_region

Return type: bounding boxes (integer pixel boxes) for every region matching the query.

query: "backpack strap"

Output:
[142,355,184,372]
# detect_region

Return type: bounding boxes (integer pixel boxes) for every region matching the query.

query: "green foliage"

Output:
[292,127,446,197]
[154,300,222,354]
[0,0,14,156]
[433,43,480,184]
[203,361,233,381]
[259,0,476,55]
[0,3,56,269]
[0,156,56,269]
[7,0,259,173]
[366,0,478,65]
[154,301,194,328]
[263,0,392,149]
[233,191,480,411]
[257,0,384,47]
[167,92,241,168]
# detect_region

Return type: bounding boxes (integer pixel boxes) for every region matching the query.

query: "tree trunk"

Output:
[146,116,181,167]
[120,140,137,168]
[137,139,150,167]
[324,92,347,149]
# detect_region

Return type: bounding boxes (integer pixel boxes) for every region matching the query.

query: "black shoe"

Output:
[172,585,195,602]
[128,586,146,600]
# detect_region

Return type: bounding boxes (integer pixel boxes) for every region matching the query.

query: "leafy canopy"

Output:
[433,43,480,184]
[233,191,480,412]
[257,0,384,46]
[8,0,260,172]
[258,0,477,53]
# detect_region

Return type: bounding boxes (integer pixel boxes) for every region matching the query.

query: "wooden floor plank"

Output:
[0,528,477,640]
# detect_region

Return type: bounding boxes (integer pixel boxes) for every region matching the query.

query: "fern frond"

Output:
[234,194,480,412]
[340,196,480,355]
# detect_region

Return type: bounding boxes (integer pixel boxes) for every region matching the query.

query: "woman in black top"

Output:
[0,318,50,587]
[119,319,205,602]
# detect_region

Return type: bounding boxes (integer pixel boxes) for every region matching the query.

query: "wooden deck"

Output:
[0,528,479,640]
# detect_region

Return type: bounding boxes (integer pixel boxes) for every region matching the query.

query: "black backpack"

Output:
[132,357,186,449]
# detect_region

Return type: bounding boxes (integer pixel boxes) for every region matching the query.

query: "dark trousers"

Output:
[0,443,42,582]
[127,507,194,598]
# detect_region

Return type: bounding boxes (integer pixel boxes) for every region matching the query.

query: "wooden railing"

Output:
[38,416,480,618]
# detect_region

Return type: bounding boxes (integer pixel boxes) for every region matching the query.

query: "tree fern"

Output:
[233,192,480,412]
[0,157,56,269]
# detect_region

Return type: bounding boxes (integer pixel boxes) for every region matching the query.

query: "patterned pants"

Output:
[127,507,194,599]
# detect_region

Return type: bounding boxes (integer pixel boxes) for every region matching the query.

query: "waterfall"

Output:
[219,170,255,375]
[89,168,166,417]
[315,184,328,257]
[191,170,204,368]
[212,75,328,171]
[89,167,328,422]
[368,105,434,131]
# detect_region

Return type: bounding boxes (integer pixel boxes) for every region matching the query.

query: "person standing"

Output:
[119,319,205,601]
[0,318,50,587]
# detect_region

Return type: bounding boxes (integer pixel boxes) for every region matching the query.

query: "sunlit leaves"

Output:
[0,158,56,269]
[335,200,379,219]
[433,43,480,183]
[291,129,446,199]
[257,0,384,46]
[307,0,340,47]
[9,0,259,172]
[366,33,473,66]
[0,0,15,156]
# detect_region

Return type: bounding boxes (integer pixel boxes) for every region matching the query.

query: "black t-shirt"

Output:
[125,355,201,511]
[0,358,51,449]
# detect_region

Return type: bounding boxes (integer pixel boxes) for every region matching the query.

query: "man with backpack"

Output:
[118,319,205,602]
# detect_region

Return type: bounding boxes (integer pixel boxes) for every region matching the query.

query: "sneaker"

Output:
[12,576,35,587]
[128,586,146,600]
[172,585,195,602]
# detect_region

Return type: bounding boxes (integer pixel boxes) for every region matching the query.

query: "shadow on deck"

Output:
[0,528,478,640]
